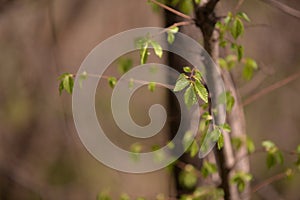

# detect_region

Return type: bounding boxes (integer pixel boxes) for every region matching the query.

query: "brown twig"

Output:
[260,0,300,19]
[234,0,245,12]
[251,172,286,193]
[148,0,193,20]
[243,71,300,106]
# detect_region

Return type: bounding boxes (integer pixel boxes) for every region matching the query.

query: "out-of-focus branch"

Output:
[148,0,193,20]
[243,71,300,106]
[260,0,300,19]
[251,171,287,193]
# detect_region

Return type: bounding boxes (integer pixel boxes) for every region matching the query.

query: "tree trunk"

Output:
[194,1,250,199]
[164,0,250,199]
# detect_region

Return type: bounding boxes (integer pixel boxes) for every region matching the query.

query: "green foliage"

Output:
[183,130,194,150]
[201,161,217,178]
[219,123,231,133]
[136,35,163,64]
[174,74,190,92]
[218,91,235,112]
[231,172,252,192]
[150,40,163,58]
[231,18,244,40]
[194,80,208,103]
[184,84,198,108]
[129,143,142,161]
[295,145,300,170]
[148,82,156,92]
[189,140,199,157]
[58,73,74,95]
[237,12,251,22]
[174,68,208,108]
[262,140,284,169]
[140,42,149,64]
[167,26,179,44]
[180,186,224,200]
[118,57,133,74]
[231,136,255,153]
[207,127,223,150]
[243,58,258,80]
[183,66,192,73]
[108,77,117,88]
[217,133,224,150]
[97,192,111,200]
[232,137,243,151]
[246,137,256,154]
[179,164,198,189]
[120,193,131,200]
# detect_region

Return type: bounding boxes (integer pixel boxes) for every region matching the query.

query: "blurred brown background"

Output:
[0,0,299,199]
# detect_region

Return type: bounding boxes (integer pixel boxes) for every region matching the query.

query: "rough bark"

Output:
[194,1,250,199]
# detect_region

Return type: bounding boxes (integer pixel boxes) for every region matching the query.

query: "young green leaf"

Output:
[183,66,192,73]
[237,12,251,22]
[148,82,156,92]
[63,74,74,94]
[169,26,179,34]
[217,133,224,150]
[245,58,258,70]
[140,42,149,64]
[167,32,175,44]
[194,80,208,103]
[230,172,252,192]
[59,81,64,95]
[246,137,256,154]
[237,45,244,62]
[201,161,217,178]
[219,123,231,133]
[243,58,258,80]
[108,77,117,88]
[232,137,243,151]
[184,84,197,108]
[231,18,244,39]
[167,26,179,44]
[218,58,227,69]
[179,165,197,189]
[120,193,130,200]
[150,40,163,58]
[97,192,111,200]
[118,57,133,74]
[189,140,199,157]
[174,74,189,92]
[262,140,284,168]
[129,143,142,162]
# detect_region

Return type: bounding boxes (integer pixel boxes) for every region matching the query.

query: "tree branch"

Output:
[148,0,193,20]
[243,71,300,106]
[260,0,300,19]
[251,172,287,193]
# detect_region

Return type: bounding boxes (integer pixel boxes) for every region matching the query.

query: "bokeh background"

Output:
[0,0,299,199]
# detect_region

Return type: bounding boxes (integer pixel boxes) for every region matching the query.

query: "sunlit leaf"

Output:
[174,74,189,92]
[184,84,197,108]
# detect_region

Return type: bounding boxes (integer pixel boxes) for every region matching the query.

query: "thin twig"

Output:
[76,72,175,90]
[234,0,245,12]
[251,172,286,193]
[260,0,300,19]
[148,0,193,20]
[243,71,300,106]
